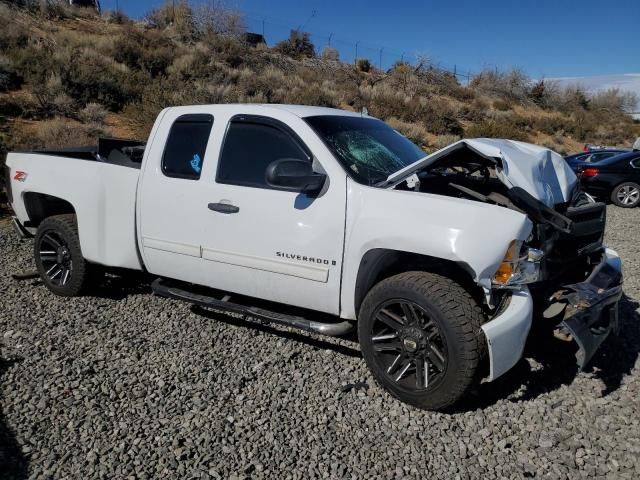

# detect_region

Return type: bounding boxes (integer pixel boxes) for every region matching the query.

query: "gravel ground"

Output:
[1,206,639,480]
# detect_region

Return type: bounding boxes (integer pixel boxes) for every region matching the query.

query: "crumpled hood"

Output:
[385,138,578,207]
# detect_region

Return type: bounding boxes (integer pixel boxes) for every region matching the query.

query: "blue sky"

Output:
[103,0,639,79]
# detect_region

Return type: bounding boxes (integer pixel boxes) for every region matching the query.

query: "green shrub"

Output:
[493,99,511,111]
[465,119,528,141]
[11,118,109,151]
[145,0,195,40]
[0,55,22,91]
[458,97,488,121]
[432,134,461,149]
[10,45,52,85]
[203,34,252,68]
[0,12,29,51]
[531,114,570,136]
[105,9,129,24]
[32,74,76,117]
[62,49,142,111]
[356,58,371,73]
[470,68,530,103]
[273,30,315,59]
[0,96,24,117]
[386,117,428,147]
[112,27,175,77]
[406,97,463,135]
[78,102,107,124]
[320,47,339,61]
[288,83,338,108]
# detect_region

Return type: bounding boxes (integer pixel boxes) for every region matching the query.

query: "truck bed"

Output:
[6,142,144,271]
[25,137,146,169]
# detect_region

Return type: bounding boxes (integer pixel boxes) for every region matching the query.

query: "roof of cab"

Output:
[165,103,363,119]
[261,104,363,118]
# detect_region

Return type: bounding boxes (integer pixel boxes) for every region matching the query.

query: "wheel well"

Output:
[353,249,485,316]
[23,192,75,227]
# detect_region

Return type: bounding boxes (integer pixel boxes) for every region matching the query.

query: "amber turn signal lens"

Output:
[493,241,518,285]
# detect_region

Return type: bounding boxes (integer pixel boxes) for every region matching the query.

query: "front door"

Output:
[199,114,346,315]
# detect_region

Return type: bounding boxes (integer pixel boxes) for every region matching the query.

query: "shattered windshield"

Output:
[304,115,426,186]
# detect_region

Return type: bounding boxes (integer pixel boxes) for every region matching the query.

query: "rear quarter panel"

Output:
[6,152,142,270]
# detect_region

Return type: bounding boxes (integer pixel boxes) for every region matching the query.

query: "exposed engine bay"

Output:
[393,141,607,290]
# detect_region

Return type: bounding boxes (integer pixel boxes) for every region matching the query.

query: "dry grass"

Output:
[0,2,638,158]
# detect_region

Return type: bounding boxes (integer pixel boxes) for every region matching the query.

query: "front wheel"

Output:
[611,182,640,208]
[358,271,485,411]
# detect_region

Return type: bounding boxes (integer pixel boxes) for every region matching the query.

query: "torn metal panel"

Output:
[552,248,623,368]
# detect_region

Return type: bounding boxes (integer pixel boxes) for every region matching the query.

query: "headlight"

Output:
[493,240,543,287]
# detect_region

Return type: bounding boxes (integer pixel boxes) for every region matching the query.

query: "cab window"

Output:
[216,116,311,189]
[162,114,214,180]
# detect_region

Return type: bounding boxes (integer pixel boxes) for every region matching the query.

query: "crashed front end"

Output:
[480,197,622,380]
[388,138,624,380]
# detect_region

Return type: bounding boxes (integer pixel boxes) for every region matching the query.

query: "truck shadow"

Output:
[460,293,640,410]
[94,273,639,411]
[0,357,29,480]
[91,270,153,300]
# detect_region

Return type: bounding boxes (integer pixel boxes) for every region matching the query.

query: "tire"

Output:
[34,214,99,296]
[358,271,485,411]
[610,182,640,208]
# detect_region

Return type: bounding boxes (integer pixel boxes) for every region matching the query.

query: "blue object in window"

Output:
[190,153,202,174]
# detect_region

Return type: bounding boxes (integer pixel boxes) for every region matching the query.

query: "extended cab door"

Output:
[137,110,217,285]
[200,113,346,315]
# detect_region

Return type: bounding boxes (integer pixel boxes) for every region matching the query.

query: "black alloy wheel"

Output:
[358,271,485,411]
[34,214,99,296]
[369,299,448,391]
[38,231,73,287]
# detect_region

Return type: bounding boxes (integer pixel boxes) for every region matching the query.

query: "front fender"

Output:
[340,181,532,319]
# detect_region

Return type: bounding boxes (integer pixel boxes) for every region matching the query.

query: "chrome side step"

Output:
[151,278,354,337]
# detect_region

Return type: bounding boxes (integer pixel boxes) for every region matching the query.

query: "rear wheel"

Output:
[358,271,485,411]
[611,182,640,208]
[34,214,99,296]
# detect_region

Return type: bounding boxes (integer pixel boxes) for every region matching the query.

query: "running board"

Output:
[151,278,354,337]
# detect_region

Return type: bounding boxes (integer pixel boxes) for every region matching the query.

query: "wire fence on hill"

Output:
[122,0,476,85]
[241,12,475,84]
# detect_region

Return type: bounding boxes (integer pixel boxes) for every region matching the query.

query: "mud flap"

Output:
[552,249,623,369]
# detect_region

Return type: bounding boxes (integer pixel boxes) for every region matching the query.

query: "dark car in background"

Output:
[577,150,640,208]
[564,149,629,171]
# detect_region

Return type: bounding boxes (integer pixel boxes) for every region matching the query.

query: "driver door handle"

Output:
[208,202,240,214]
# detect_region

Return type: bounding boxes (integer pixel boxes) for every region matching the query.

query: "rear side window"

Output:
[217,117,310,188]
[162,114,214,179]
[590,152,614,162]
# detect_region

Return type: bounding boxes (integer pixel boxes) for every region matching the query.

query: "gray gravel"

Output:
[1,206,639,479]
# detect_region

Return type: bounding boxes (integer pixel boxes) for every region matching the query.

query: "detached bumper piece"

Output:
[553,248,623,368]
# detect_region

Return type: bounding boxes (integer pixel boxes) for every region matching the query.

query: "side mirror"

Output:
[265,158,326,193]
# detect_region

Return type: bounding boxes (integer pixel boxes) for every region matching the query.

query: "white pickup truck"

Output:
[4,104,623,410]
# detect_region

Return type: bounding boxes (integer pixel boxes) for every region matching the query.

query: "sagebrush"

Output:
[0,0,637,157]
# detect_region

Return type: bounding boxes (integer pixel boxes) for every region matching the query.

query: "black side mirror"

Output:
[265,158,326,193]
